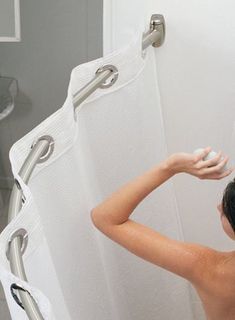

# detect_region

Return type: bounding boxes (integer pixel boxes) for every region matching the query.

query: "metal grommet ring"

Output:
[95,64,119,89]
[10,283,32,310]
[31,135,55,163]
[6,229,29,261]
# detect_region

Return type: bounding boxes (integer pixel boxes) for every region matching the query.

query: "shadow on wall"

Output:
[12,89,32,120]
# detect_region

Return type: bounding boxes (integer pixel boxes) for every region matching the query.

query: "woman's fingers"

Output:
[199,156,233,180]
[203,155,229,174]
[218,167,235,178]
[191,147,233,180]
[202,167,234,180]
[201,150,223,168]
[194,146,212,162]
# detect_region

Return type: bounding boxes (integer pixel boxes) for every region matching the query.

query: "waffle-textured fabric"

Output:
[0,32,193,319]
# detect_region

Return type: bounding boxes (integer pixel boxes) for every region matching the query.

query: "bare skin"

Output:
[91,147,235,320]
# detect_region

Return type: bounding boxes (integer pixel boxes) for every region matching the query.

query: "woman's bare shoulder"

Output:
[191,246,235,285]
[192,247,235,300]
[192,249,235,320]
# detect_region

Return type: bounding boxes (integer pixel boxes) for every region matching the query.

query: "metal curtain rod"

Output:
[7,136,54,320]
[6,13,165,320]
[73,14,165,112]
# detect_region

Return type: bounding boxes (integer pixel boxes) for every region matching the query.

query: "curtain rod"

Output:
[6,13,165,320]
[73,14,165,113]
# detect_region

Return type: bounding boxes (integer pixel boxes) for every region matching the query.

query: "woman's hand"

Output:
[165,146,234,180]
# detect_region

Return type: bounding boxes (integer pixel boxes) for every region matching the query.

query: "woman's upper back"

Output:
[193,250,235,320]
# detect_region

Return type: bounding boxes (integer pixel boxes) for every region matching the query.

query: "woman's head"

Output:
[217,178,235,240]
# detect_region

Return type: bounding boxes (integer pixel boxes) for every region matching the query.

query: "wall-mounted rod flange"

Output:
[142,14,165,50]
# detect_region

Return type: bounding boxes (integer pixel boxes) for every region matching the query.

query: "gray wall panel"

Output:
[0,0,103,187]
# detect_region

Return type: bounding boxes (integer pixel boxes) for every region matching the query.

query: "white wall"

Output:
[103,1,235,317]
[103,0,235,249]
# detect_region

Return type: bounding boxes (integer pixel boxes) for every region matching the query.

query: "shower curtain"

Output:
[0,32,195,319]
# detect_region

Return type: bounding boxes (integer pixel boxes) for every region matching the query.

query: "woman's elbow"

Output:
[90,209,113,234]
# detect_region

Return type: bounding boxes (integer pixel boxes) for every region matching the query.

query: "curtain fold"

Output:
[0,31,193,319]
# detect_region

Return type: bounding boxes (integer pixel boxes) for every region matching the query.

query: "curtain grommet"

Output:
[95,64,119,89]
[31,135,55,163]
[10,283,32,310]
[6,228,29,261]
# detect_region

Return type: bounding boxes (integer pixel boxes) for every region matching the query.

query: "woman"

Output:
[91,146,235,320]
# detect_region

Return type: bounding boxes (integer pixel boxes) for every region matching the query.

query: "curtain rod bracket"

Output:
[142,14,165,50]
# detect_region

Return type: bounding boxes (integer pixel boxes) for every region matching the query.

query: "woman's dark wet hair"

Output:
[222,178,235,233]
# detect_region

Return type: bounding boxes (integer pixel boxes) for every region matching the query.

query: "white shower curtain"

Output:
[0,31,195,319]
